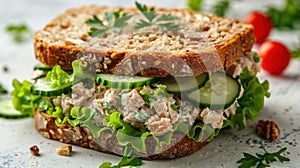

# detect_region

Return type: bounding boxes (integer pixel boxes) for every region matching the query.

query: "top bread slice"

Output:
[34,5,254,77]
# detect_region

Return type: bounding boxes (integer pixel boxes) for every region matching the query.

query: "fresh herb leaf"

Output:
[0,83,8,95]
[253,52,261,63]
[86,10,132,37]
[237,141,290,168]
[266,0,300,30]
[292,42,300,59]
[187,0,203,11]
[135,2,181,31]
[5,24,31,43]
[99,146,143,168]
[212,0,230,16]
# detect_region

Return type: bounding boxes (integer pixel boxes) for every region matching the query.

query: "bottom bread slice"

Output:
[34,110,210,160]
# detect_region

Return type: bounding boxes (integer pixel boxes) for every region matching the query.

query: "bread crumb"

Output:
[56,145,72,156]
[30,145,40,156]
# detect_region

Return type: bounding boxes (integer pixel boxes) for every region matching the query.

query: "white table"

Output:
[0,0,299,167]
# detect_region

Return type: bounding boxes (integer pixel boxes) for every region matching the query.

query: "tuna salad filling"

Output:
[11,52,270,152]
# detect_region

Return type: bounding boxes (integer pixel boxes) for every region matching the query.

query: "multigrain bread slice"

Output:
[35,110,209,160]
[34,5,254,77]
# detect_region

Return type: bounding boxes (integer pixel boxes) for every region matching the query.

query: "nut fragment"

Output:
[56,145,72,156]
[256,120,280,141]
[29,145,40,156]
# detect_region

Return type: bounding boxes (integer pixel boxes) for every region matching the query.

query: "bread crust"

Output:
[34,110,209,160]
[34,5,254,77]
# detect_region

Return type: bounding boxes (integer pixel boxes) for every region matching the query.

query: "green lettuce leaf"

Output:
[11,79,53,117]
[229,68,270,130]
[71,106,111,137]
[174,121,219,142]
[46,106,79,127]
[106,112,151,152]
[71,60,95,88]
[46,65,71,89]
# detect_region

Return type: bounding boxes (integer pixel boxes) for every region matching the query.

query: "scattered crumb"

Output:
[29,145,40,156]
[56,145,72,156]
[284,107,293,113]
[2,65,9,73]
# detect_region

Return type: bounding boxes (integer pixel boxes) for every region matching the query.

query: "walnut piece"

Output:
[29,145,40,156]
[56,145,72,156]
[256,120,280,141]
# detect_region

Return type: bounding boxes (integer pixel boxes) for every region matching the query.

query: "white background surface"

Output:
[0,0,300,168]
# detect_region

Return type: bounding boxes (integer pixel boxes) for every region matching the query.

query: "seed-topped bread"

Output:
[34,5,254,77]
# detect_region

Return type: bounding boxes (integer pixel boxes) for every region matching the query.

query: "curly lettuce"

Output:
[46,65,71,89]
[227,68,270,130]
[11,79,54,117]
[71,60,95,85]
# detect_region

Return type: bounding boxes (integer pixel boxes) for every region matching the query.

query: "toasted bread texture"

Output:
[35,110,209,160]
[34,5,254,77]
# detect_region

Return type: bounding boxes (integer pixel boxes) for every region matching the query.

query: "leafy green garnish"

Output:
[99,146,143,168]
[5,24,31,43]
[46,65,72,89]
[237,141,290,168]
[47,107,79,127]
[0,83,8,95]
[227,68,270,130]
[71,60,95,88]
[106,112,152,152]
[266,0,300,30]
[134,2,181,31]
[10,79,52,117]
[187,0,203,11]
[86,10,132,37]
[292,41,300,59]
[212,0,230,16]
[253,52,261,63]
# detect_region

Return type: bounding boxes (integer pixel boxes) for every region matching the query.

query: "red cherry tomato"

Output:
[258,41,291,75]
[244,11,273,43]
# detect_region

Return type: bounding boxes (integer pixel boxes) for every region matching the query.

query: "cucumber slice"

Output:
[33,64,52,71]
[159,73,208,94]
[31,77,72,96]
[186,72,240,110]
[0,98,29,119]
[95,74,157,89]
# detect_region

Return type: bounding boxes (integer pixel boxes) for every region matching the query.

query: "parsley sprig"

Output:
[5,24,31,43]
[187,0,234,16]
[266,0,300,30]
[292,47,300,59]
[212,0,230,16]
[86,10,132,37]
[290,38,300,59]
[99,147,143,168]
[237,141,290,168]
[187,0,203,11]
[134,2,181,31]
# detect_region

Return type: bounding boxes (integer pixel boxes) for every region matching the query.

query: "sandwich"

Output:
[11,3,270,160]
